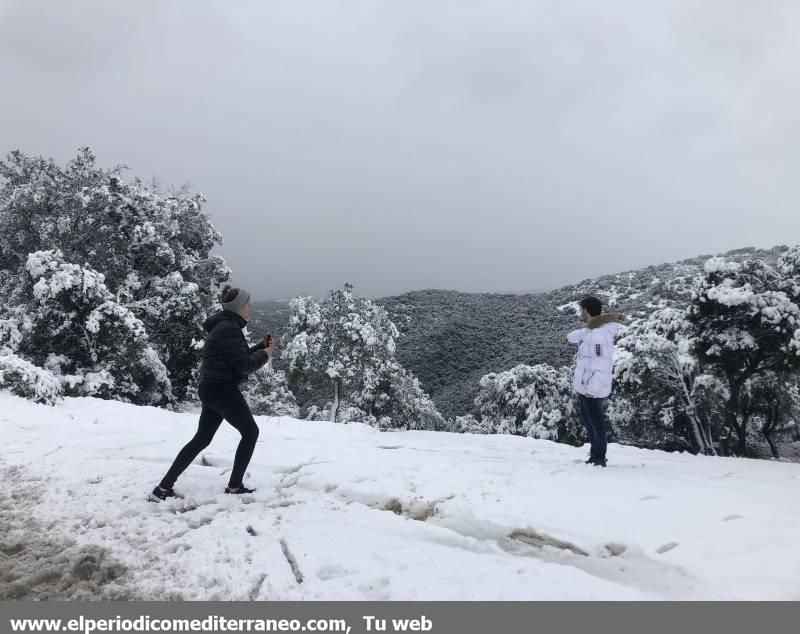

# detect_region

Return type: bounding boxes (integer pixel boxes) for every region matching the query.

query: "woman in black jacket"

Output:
[151,285,275,501]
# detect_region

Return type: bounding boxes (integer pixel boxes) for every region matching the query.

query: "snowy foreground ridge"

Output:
[1,393,799,601]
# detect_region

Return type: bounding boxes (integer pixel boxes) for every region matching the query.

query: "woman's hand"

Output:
[264,335,276,357]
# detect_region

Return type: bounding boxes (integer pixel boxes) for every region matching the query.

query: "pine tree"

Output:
[688,256,800,455]
[283,284,397,422]
[615,307,717,454]
[283,284,442,427]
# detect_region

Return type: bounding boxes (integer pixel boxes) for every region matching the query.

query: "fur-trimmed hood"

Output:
[586,312,623,330]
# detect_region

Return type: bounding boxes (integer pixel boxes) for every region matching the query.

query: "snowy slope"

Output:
[1,392,799,601]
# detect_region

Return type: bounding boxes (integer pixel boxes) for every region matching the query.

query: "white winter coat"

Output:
[567,313,622,399]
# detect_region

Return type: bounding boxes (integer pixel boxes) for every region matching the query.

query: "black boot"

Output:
[592,457,608,467]
[149,486,179,502]
[225,485,256,495]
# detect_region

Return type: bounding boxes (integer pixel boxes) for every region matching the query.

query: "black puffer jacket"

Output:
[199,310,269,385]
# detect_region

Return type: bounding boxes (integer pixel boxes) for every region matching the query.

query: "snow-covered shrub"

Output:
[243,363,299,418]
[0,353,63,404]
[475,363,579,441]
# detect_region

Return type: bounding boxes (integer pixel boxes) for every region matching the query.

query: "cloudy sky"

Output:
[1,0,798,299]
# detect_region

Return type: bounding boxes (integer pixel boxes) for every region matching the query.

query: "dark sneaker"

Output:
[149,486,179,502]
[225,485,256,495]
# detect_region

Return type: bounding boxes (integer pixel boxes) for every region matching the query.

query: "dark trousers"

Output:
[160,382,260,489]
[577,394,607,461]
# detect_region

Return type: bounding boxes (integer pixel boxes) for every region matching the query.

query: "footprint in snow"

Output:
[604,543,627,557]
[722,514,744,522]
[656,542,680,554]
[317,564,353,581]
[640,495,659,501]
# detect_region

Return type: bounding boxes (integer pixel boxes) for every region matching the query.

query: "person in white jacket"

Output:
[565,297,622,467]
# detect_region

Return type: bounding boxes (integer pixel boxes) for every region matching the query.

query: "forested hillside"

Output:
[254,246,786,418]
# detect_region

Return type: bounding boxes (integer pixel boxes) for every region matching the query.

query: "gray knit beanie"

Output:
[221,287,251,312]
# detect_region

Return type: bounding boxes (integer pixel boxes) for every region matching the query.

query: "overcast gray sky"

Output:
[1,1,798,299]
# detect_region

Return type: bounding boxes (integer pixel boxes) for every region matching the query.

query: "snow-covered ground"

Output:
[1,392,799,601]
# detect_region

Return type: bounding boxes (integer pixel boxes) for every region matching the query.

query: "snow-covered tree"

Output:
[16,250,171,404]
[740,373,799,459]
[0,148,230,403]
[688,256,800,455]
[352,360,445,430]
[777,244,800,282]
[475,364,579,441]
[283,284,442,427]
[615,307,717,454]
[243,363,299,418]
[283,284,398,422]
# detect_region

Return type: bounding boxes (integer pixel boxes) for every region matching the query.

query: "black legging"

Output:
[160,382,260,490]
